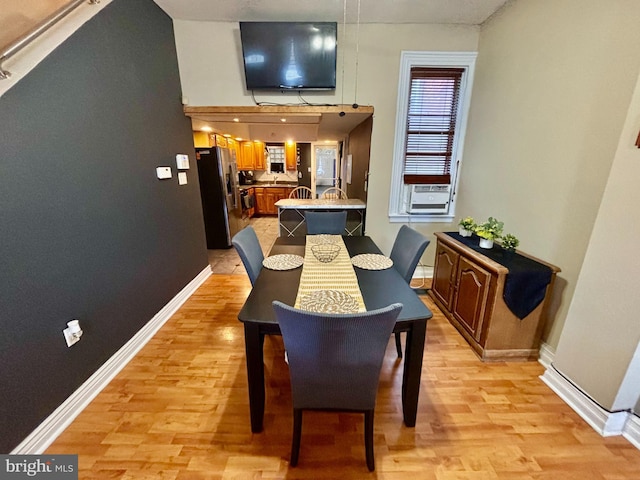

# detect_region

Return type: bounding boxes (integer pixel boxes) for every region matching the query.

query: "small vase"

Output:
[479,238,494,249]
[459,227,472,237]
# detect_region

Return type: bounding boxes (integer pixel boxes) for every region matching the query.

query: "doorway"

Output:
[311,142,340,198]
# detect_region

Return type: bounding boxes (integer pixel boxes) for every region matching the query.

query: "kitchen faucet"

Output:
[273,175,279,184]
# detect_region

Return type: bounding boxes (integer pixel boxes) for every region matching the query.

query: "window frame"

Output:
[389,51,477,223]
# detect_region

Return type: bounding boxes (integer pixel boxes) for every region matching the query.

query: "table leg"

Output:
[401,319,427,427]
[244,323,265,433]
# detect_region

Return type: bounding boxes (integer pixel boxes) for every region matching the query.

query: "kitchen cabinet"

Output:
[227,138,238,164]
[264,187,288,214]
[285,142,297,171]
[253,187,292,215]
[214,134,227,148]
[253,141,266,170]
[239,141,255,170]
[193,131,213,148]
[254,187,266,214]
[430,232,560,361]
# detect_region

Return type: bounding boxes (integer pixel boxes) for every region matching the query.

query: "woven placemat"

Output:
[295,235,366,312]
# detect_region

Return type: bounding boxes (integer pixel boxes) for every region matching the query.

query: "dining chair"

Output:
[305,210,347,235]
[389,225,430,357]
[321,187,348,199]
[231,226,264,286]
[288,186,313,199]
[272,301,403,471]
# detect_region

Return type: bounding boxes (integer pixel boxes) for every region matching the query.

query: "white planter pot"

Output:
[479,238,494,249]
[459,227,472,237]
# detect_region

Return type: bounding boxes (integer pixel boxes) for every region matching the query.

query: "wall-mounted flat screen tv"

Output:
[239,22,337,91]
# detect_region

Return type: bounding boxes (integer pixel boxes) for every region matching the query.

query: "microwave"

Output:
[270,162,284,173]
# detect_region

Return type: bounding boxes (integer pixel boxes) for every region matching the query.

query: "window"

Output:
[389,52,477,222]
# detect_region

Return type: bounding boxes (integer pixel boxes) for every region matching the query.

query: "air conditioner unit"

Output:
[409,185,451,213]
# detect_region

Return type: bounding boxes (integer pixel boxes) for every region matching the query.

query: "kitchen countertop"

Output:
[240,183,298,190]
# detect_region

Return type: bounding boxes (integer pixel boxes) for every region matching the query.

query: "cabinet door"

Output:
[285,142,297,171]
[253,141,265,170]
[452,257,491,341]
[432,241,459,310]
[265,190,277,214]
[214,134,227,148]
[227,138,238,164]
[193,131,212,148]
[254,188,266,214]
[239,141,255,170]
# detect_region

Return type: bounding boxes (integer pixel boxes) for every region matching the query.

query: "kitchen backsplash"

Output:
[255,170,298,182]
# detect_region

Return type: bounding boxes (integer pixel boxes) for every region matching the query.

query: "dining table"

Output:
[237,234,433,433]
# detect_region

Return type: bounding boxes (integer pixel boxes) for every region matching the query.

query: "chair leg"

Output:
[395,332,403,358]
[364,410,375,471]
[290,408,302,467]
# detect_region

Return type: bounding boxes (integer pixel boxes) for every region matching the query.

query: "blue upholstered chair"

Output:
[272,301,403,471]
[389,225,430,357]
[231,226,264,286]
[305,211,347,235]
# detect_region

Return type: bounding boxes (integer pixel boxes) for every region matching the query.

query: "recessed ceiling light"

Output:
[201,126,213,132]
[233,118,240,122]
[280,118,287,122]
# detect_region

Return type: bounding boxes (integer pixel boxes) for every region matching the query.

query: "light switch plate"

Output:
[176,154,190,169]
[156,166,172,179]
[178,172,188,185]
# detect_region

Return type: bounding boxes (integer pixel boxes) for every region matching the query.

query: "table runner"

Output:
[294,235,366,312]
[446,232,553,319]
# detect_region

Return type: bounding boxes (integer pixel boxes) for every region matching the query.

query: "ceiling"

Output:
[169,0,509,142]
[0,0,510,142]
[186,105,374,143]
[152,0,509,26]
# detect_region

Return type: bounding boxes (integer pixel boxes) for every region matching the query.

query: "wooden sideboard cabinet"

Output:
[430,232,560,361]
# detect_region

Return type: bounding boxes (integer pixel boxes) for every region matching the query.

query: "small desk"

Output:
[275,198,366,237]
[238,236,432,433]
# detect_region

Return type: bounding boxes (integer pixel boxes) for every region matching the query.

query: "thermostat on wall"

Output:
[176,154,190,169]
[156,166,172,179]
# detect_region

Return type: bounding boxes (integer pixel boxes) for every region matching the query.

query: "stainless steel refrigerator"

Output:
[196,147,243,249]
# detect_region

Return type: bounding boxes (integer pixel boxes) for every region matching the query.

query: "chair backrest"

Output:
[321,187,348,200]
[389,225,430,284]
[305,211,347,235]
[273,301,402,410]
[289,186,313,199]
[231,226,264,286]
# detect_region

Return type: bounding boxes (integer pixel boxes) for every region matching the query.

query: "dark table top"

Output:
[238,236,433,325]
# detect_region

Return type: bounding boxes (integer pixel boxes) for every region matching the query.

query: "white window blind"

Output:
[403,67,463,185]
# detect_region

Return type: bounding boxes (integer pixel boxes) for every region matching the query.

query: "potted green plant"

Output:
[458,217,476,237]
[501,233,519,252]
[474,217,504,249]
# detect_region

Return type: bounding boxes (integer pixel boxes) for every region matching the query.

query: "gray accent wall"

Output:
[0,0,208,452]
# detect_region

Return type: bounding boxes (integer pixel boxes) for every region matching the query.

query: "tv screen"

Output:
[239,22,337,91]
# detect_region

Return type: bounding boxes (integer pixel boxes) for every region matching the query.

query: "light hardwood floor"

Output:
[46,225,640,478]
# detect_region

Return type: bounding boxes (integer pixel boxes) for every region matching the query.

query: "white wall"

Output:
[173,20,479,255]
[458,0,640,349]
[553,67,640,411]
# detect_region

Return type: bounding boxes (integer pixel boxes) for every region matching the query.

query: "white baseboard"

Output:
[537,342,554,369]
[413,265,433,280]
[541,365,639,449]
[624,413,640,450]
[11,265,212,454]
